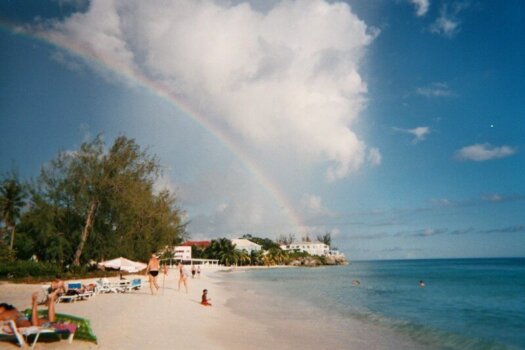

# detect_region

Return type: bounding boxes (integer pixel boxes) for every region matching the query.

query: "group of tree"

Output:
[0,135,187,269]
[191,234,333,267]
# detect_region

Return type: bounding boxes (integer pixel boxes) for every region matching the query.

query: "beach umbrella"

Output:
[98,257,147,273]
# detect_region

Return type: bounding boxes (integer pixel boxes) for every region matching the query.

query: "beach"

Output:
[2,259,523,349]
[0,266,418,350]
[1,267,262,350]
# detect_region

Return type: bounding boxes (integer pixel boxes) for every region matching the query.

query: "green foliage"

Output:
[267,247,289,265]
[0,240,16,263]
[276,233,295,245]
[250,249,263,265]
[288,250,310,259]
[316,232,332,247]
[0,260,61,278]
[10,135,187,266]
[0,170,27,249]
[241,234,280,250]
[203,238,243,266]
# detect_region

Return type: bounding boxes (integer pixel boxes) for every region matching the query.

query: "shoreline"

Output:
[1,266,419,350]
[215,267,423,350]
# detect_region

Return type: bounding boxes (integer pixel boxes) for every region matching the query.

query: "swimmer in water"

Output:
[419,280,425,288]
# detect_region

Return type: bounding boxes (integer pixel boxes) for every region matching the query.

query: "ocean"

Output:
[219,258,525,350]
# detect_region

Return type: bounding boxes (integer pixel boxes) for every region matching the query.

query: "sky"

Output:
[1,0,524,260]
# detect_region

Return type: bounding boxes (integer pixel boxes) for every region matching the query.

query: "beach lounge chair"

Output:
[56,294,78,303]
[1,320,75,350]
[95,278,119,294]
[123,278,143,292]
[22,310,97,345]
[66,282,94,300]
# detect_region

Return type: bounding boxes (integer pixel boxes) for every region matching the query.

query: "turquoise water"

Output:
[224,258,525,349]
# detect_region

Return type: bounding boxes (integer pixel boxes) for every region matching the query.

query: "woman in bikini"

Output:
[0,290,59,327]
[145,253,160,295]
[177,262,188,293]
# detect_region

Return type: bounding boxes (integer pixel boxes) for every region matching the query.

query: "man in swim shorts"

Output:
[146,253,161,295]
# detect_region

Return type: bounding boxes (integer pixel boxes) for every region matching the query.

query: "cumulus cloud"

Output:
[393,126,430,143]
[455,143,516,162]
[301,193,334,217]
[409,0,430,17]
[43,0,376,181]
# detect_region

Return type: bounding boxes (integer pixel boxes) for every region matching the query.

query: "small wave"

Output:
[341,308,516,350]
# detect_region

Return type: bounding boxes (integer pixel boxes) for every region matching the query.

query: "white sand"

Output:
[0,267,268,350]
[1,266,421,350]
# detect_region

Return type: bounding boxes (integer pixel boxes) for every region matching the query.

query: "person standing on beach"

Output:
[145,253,160,295]
[191,265,196,279]
[177,262,188,293]
[197,265,201,279]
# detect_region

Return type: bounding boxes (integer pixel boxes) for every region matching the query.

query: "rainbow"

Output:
[1,21,304,232]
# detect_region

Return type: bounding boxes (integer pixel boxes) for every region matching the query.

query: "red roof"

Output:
[181,240,211,248]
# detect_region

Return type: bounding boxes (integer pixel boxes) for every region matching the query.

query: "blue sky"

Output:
[1,0,524,259]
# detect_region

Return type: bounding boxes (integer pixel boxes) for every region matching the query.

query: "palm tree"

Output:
[206,238,239,266]
[316,232,331,247]
[237,250,251,266]
[261,253,274,267]
[0,173,26,249]
[268,247,288,265]
[250,249,263,266]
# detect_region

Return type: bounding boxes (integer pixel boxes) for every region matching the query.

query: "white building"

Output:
[173,246,192,261]
[232,239,262,254]
[280,241,330,256]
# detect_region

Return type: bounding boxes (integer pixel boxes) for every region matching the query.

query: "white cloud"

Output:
[430,3,468,38]
[301,194,324,214]
[152,173,178,195]
[416,82,453,97]
[409,0,430,17]
[481,194,502,202]
[367,147,382,166]
[393,126,430,144]
[44,0,376,181]
[455,144,516,162]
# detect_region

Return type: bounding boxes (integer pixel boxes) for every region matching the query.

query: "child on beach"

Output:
[201,289,212,306]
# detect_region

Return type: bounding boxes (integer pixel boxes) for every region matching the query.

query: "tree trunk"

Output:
[9,226,16,250]
[73,200,98,266]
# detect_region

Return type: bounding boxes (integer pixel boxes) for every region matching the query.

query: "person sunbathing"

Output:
[29,290,59,326]
[0,290,58,327]
[201,289,212,306]
[0,303,26,325]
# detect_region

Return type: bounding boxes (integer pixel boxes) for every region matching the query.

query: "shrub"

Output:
[0,241,16,263]
[0,260,61,278]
